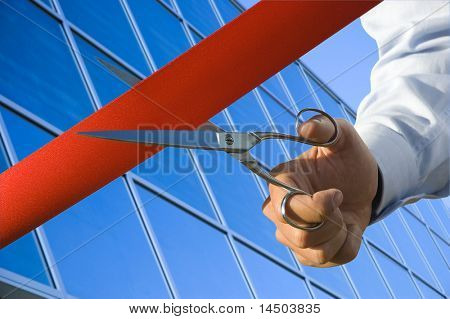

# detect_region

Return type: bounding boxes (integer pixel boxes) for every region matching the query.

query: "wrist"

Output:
[370,166,383,224]
[355,123,418,223]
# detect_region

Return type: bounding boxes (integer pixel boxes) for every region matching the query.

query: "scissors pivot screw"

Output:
[225,134,234,145]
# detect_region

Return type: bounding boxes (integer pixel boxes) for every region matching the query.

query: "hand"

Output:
[262,116,378,267]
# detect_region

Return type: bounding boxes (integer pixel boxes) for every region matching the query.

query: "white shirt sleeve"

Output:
[355,1,450,223]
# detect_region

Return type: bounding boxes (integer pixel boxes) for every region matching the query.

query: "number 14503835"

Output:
[259,303,320,314]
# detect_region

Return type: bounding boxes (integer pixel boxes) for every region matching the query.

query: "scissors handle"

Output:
[281,190,325,231]
[253,108,339,148]
[239,108,339,230]
[252,131,333,147]
[231,152,324,231]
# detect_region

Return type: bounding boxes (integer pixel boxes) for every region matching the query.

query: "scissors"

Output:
[80,58,339,231]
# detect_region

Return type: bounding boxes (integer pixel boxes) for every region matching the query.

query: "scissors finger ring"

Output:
[280,190,325,231]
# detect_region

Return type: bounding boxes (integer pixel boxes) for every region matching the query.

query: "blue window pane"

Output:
[198,112,294,265]
[227,93,271,131]
[383,212,435,284]
[257,89,296,135]
[227,93,288,167]
[38,0,52,9]
[304,266,355,298]
[428,199,450,237]
[432,233,449,266]
[0,106,54,159]
[177,0,220,36]
[0,140,9,172]
[370,246,420,298]
[74,35,131,105]
[262,76,291,108]
[252,134,289,169]
[0,0,93,130]
[136,185,251,298]
[133,147,217,220]
[58,0,149,75]
[311,285,337,299]
[345,243,391,298]
[414,277,445,299]
[236,242,311,298]
[0,233,51,286]
[405,202,424,220]
[364,222,400,260]
[346,112,356,124]
[280,64,318,111]
[160,0,173,9]
[402,210,450,294]
[306,74,347,120]
[413,200,446,238]
[128,0,190,68]
[189,28,204,45]
[44,179,170,298]
[209,110,232,129]
[214,0,241,23]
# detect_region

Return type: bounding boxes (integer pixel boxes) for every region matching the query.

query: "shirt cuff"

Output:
[355,124,419,223]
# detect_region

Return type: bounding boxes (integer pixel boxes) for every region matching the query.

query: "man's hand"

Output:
[262,117,378,267]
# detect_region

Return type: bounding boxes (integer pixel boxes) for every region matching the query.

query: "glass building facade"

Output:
[0,0,448,299]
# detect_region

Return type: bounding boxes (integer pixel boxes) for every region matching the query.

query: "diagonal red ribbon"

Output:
[0,1,380,248]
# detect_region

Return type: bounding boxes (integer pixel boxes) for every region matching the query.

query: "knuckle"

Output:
[345,246,360,264]
[275,230,284,244]
[314,250,329,265]
[261,198,271,214]
[293,230,309,249]
[262,206,270,218]
[336,118,350,127]
[348,251,358,263]
[294,253,314,267]
[262,204,276,222]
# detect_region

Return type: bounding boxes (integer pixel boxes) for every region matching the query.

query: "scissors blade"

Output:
[79,130,223,150]
[79,129,261,152]
[96,57,141,87]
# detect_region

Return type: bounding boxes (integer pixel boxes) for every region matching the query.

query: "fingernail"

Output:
[333,191,343,206]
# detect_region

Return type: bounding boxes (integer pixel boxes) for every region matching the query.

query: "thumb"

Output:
[310,188,344,217]
[297,114,336,144]
[298,115,355,153]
